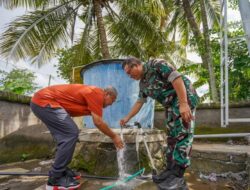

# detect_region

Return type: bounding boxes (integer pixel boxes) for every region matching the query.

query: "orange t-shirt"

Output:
[31,84,104,117]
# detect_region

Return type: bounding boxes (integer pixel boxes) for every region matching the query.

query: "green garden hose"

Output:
[99,168,145,190]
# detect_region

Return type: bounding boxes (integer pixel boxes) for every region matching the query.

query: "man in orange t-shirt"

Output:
[30,84,123,189]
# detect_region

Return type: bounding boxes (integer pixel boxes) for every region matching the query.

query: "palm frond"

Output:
[165,0,219,47]
[0,1,79,65]
[72,2,97,65]
[0,0,65,9]
[35,3,82,65]
[205,0,220,28]
[107,17,146,58]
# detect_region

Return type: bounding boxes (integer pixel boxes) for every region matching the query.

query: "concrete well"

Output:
[71,129,166,177]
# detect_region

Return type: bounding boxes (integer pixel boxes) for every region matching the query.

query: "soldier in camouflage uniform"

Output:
[120,57,199,190]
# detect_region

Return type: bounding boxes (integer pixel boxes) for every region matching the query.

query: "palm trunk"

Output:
[199,0,218,102]
[182,0,218,102]
[93,0,110,59]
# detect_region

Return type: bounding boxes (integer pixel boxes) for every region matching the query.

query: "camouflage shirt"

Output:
[138,59,199,108]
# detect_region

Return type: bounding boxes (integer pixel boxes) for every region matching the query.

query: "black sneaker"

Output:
[64,167,81,180]
[46,175,80,190]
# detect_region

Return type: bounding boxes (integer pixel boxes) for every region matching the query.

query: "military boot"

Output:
[157,164,189,190]
[152,161,175,184]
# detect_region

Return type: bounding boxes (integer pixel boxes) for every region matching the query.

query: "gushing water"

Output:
[116,127,128,189]
[112,127,150,190]
[117,127,127,179]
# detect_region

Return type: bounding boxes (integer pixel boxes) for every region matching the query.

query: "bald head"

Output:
[104,86,118,98]
[103,86,118,107]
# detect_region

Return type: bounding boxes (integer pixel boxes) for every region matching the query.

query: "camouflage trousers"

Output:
[165,103,196,168]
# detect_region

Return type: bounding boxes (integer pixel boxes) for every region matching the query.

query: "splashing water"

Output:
[117,127,127,179]
[112,127,150,190]
[116,127,133,189]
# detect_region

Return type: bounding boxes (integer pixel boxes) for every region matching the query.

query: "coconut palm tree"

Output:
[0,0,172,65]
[183,0,219,102]
[164,0,220,102]
[0,0,200,90]
[0,0,110,65]
[199,0,218,102]
[54,0,192,82]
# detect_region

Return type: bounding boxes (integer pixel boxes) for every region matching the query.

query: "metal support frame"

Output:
[220,0,250,127]
[220,0,228,127]
[194,133,250,138]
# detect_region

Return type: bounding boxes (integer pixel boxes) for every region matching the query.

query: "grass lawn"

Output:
[194,125,250,143]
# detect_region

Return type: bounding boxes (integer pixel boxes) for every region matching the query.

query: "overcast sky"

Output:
[0,5,242,91]
[0,7,66,89]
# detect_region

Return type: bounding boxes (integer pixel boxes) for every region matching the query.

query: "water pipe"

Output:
[194,133,250,138]
[0,171,151,181]
[0,172,118,180]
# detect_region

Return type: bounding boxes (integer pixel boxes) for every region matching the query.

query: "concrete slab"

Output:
[78,128,165,143]
[193,143,250,155]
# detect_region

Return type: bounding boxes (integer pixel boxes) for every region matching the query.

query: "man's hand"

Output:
[91,112,124,149]
[120,116,130,126]
[179,103,194,123]
[112,134,124,149]
[119,101,143,127]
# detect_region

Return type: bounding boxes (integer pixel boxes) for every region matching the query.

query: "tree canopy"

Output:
[0,68,39,95]
[0,0,249,102]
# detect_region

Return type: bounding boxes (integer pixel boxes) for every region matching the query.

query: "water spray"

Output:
[123,122,158,175]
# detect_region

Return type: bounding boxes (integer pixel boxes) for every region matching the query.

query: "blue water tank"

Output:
[80,59,155,129]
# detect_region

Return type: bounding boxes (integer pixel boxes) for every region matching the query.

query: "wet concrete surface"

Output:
[0,159,246,190]
[0,173,234,190]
